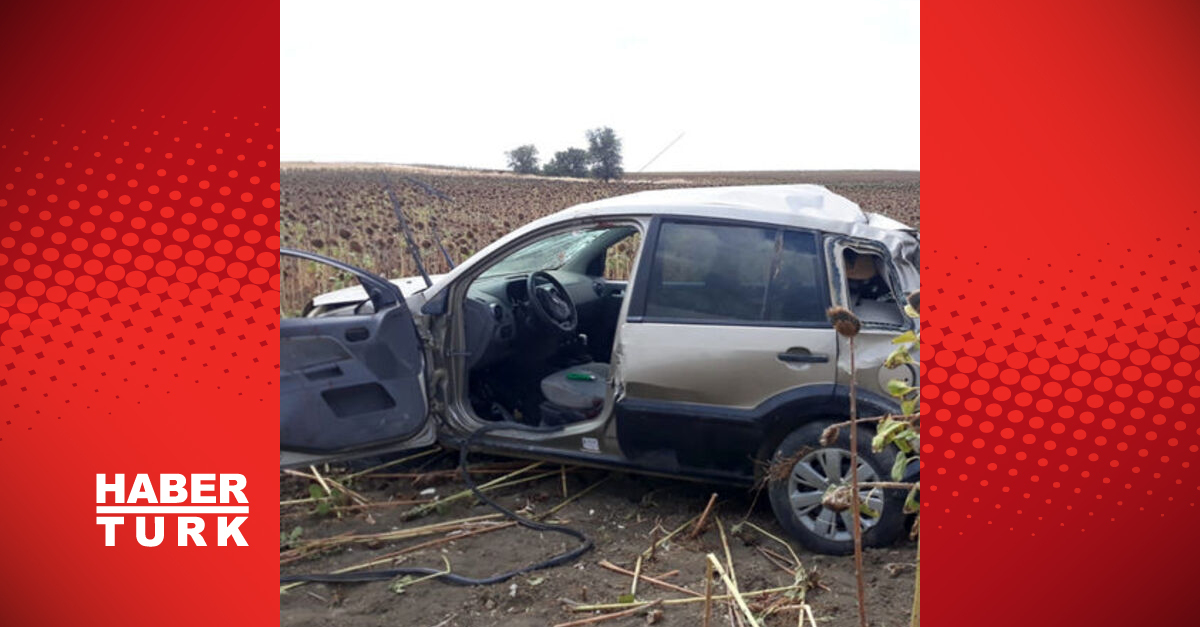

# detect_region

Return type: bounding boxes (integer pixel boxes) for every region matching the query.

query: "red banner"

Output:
[0,2,279,625]
[924,1,1200,624]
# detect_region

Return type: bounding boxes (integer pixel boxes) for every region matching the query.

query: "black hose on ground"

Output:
[280,422,593,585]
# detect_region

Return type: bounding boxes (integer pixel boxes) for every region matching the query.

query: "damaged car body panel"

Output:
[281,184,920,554]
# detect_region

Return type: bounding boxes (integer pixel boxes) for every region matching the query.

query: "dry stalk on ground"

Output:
[597,560,701,598]
[551,599,663,627]
[688,493,719,540]
[281,475,609,593]
[640,513,700,560]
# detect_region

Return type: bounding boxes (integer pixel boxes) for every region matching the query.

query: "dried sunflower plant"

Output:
[825,289,921,627]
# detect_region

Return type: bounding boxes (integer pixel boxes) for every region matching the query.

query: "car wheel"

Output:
[767,420,905,555]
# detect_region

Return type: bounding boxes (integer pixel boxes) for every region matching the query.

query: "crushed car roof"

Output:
[308,185,918,309]
[561,184,913,236]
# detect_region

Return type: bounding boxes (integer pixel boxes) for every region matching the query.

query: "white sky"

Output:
[281,1,919,172]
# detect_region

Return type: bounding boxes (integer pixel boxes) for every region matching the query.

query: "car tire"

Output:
[767,420,906,555]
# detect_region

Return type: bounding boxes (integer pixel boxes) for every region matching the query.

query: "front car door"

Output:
[613,217,838,481]
[280,249,435,467]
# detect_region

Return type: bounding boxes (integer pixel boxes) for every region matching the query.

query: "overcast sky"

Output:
[281,1,919,172]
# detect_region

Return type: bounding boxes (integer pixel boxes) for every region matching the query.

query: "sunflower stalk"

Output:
[827,306,868,627]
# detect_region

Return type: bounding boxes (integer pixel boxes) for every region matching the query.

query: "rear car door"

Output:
[280,249,435,458]
[825,236,919,401]
[614,218,837,478]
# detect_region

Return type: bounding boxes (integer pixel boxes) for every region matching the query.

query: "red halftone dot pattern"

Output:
[0,110,280,444]
[923,227,1200,536]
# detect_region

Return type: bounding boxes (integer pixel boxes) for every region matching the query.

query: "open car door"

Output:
[280,248,435,467]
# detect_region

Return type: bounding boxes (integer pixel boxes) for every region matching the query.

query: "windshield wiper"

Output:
[381,175,432,288]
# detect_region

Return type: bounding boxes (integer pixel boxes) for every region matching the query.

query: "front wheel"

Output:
[766,420,905,555]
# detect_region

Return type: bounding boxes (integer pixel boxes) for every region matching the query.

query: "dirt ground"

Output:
[280,451,918,627]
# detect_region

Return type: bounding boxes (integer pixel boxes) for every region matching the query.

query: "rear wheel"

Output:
[767,420,905,555]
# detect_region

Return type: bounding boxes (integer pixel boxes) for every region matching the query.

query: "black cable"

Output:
[280,422,593,586]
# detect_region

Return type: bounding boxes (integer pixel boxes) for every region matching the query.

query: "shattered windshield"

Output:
[480,229,607,278]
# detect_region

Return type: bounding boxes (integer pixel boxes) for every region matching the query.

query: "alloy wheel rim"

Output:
[786,447,884,542]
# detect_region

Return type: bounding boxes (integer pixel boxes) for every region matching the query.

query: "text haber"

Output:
[95,474,250,547]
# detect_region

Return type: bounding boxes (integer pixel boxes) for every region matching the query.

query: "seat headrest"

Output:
[845,253,878,281]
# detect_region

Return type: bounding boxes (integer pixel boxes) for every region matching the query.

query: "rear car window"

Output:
[765,230,826,323]
[643,222,825,324]
[842,247,906,326]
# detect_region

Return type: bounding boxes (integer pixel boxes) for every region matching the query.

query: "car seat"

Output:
[538,362,610,426]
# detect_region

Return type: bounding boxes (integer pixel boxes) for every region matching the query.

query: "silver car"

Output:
[281,184,919,554]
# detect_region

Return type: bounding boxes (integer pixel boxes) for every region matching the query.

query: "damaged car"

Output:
[280,185,920,555]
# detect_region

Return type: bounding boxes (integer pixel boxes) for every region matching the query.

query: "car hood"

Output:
[309,274,447,309]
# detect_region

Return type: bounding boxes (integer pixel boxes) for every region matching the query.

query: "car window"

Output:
[281,255,365,319]
[603,232,641,281]
[643,222,826,324]
[765,230,826,323]
[479,229,607,278]
[842,247,905,326]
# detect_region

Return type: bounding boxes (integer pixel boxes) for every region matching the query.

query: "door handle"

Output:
[778,351,829,364]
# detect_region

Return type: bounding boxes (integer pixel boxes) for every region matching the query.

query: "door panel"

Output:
[614,322,837,475]
[616,323,837,408]
[280,249,432,454]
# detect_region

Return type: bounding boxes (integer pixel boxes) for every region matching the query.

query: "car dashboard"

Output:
[462,271,621,371]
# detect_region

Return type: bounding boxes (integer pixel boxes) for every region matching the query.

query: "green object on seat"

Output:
[565,372,596,381]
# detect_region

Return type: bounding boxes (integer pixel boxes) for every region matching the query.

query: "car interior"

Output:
[843,248,906,326]
[459,225,641,427]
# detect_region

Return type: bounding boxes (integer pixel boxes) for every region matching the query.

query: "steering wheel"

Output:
[526,271,578,333]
